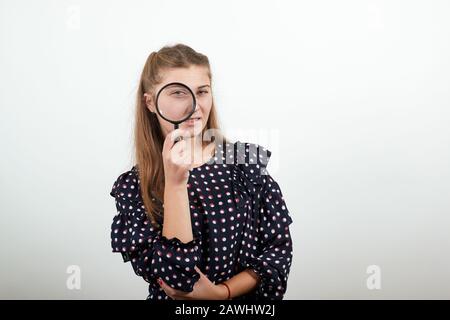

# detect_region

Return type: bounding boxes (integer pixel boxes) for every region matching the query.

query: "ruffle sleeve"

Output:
[228,141,272,213]
[110,168,201,292]
[229,142,293,300]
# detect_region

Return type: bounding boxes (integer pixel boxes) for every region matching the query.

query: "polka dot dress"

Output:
[110,141,293,300]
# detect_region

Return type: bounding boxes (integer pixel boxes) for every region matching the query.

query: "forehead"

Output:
[158,65,210,91]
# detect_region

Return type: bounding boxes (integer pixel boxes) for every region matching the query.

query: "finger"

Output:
[161,280,194,299]
[170,142,191,167]
[194,265,202,275]
[159,279,178,297]
[168,138,188,163]
[172,290,195,300]
[194,265,208,279]
[171,138,187,155]
[172,293,193,300]
[163,129,188,154]
[160,286,173,299]
[164,291,174,300]
[161,285,192,300]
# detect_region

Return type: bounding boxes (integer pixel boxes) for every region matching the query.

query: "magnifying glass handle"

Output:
[174,123,183,143]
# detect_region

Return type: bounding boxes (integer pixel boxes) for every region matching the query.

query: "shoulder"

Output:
[109,165,141,202]
[224,140,272,191]
[224,140,272,172]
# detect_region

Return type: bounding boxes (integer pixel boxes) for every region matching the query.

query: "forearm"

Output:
[162,182,193,244]
[219,268,261,299]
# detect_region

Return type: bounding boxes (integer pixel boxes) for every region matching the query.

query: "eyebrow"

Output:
[197,85,210,89]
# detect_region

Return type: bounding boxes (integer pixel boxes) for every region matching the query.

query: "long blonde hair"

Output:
[133,43,225,229]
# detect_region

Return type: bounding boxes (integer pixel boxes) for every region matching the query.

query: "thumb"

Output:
[194,265,203,275]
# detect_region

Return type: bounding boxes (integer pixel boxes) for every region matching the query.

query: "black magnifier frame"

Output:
[155,81,197,130]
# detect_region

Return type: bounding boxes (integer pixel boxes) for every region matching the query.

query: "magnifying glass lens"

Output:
[157,83,195,122]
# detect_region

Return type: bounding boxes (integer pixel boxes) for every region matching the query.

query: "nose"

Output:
[193,101,200,112]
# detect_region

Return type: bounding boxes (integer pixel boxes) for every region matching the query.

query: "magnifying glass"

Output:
[155,82,196,143]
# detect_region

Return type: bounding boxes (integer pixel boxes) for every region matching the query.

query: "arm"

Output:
[239,173,293,300]
[110,130,202,292]
[110,170,201,292]
[161,129,197,244]
[162,182,194,243]
[217,269,261,299]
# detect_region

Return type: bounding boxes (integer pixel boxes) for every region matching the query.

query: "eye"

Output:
[198,90,209,95]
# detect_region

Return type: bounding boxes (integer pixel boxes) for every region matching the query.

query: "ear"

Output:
[143,93,155,113]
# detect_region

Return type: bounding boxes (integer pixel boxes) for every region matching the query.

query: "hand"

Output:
[162,128,192,187]
[158,266,228,300]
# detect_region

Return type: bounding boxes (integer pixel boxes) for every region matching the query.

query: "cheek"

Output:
[156,115,173,134]
[201,98,213,116]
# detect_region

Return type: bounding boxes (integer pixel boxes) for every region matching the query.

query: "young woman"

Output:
[109,44,293,300]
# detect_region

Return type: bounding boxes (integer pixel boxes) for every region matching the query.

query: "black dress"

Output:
[109,141,293,300]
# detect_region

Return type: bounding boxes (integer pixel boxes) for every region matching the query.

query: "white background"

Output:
[1,0,449,299]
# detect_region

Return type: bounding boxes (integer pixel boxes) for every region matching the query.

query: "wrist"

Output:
[164,180,187,191]
[216,283,231,300]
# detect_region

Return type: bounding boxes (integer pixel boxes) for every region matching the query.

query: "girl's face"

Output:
[144,65,213,139]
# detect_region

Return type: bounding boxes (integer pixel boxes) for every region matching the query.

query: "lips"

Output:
[185,117,201,126]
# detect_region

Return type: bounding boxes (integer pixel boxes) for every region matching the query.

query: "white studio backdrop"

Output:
[1,0,449,299]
